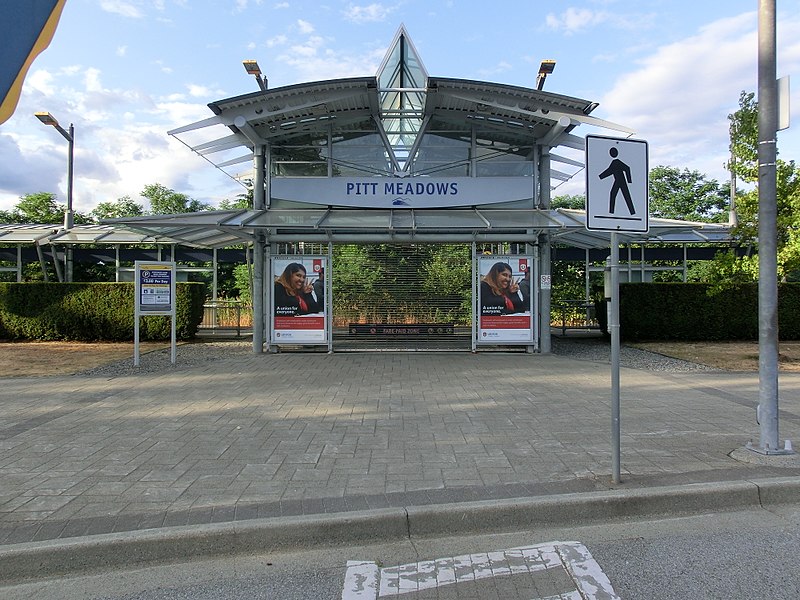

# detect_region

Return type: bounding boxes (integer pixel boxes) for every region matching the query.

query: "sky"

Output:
[2,0,800,215]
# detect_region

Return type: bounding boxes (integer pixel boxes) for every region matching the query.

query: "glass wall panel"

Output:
[332,131,392,176]
[271,133,328,177]
[411,129,471,176]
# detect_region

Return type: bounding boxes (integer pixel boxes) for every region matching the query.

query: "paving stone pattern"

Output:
[1,340,799,546]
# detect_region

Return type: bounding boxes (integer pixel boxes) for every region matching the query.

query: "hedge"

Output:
[0,282,205,341]
[595,282,800,341]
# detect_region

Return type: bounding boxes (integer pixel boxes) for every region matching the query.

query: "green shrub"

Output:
[0,282,205,341]
[594,282,800,341]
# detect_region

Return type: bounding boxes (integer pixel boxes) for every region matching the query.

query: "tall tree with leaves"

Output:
[7,192,90,224]
[141,183,211,214]
[90,195,145,221]
[648,166,729,222]
[726,91,800,280]
[219,179,253,210]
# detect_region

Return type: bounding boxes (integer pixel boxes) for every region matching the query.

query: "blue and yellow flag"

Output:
[0,0,67,125]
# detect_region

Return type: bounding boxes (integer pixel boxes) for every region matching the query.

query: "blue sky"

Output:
[2,0,800,214]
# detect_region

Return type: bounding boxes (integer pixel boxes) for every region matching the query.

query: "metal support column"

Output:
[252,235,265,353]
[538,146,552,353]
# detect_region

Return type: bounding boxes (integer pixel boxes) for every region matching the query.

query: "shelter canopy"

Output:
[103,208,732,249]
[168,26,633,189]
[101,27,730,250]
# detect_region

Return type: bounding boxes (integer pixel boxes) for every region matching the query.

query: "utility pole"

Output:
[752,0,792,455]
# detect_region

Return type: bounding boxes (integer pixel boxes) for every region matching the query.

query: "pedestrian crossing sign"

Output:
[585,135,649,232]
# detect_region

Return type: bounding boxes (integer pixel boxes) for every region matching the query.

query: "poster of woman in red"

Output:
[478,256,533,343]
[271,257,327,344]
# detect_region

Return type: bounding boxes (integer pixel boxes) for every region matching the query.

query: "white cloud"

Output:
[266,34,288,48]
[186,84,224,98]
[477,61,513,78]
[99,1,143,18]
[545,7,655,35]
[297,19,315,34]
[344,3,395,24]
[595,11,800,183]
[84,68,104,93]
[154,60,173,75]
[546,8,608,34]
[116,46,128,57]
[26,69,57,96]
[274,1,289,7]
[275,39,384,81]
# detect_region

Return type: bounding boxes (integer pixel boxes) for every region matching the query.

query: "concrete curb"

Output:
[1,477,797,584]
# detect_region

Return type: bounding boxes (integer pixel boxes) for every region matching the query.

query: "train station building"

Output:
[61,27,730,353]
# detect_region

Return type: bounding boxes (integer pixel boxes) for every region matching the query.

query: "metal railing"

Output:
[200,300,252,336]
[554,299,599,334]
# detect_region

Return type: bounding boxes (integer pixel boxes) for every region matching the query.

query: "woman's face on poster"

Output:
[496,267,512,289]
[290,269,307,290]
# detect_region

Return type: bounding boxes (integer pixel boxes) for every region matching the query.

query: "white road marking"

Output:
[342,541,619,599]
[342,560,379,599]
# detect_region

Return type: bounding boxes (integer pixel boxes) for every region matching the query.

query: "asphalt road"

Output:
[4,503,800,599]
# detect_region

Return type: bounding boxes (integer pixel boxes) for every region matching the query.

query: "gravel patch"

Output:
[77,340,254,378]
[77,335,715,377]
[551,335,718,372]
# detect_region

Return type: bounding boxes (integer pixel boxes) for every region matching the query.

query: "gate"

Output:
[331,244,472,350]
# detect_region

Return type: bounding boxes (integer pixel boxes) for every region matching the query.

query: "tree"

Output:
[726,91,800,280]
[551,194,585,210]
[90,196,144,221]
[648,166,729,222]
[219,179,253,210]
[140,183,211,214]
[10,192,66,223]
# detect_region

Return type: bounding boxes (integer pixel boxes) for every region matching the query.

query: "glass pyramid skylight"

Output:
[376,26,429,171]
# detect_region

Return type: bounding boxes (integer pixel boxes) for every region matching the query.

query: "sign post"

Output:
[134,261,177,366]
[586,135,649,484]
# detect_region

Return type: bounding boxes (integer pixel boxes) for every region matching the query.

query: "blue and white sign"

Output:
[271,176,534,208]
[136,262,175,314]
[586,135,649,233]
[133,260,177,367]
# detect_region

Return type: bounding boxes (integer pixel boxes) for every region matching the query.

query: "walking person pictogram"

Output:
[598,147,636,215]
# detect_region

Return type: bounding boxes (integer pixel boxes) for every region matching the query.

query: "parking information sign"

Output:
[137,262,174,314]
[586,135,649,233]
[134,261,176,366]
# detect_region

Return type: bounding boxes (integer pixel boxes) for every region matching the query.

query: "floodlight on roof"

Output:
[536,60,556,90]
[242,60,267,91]
[242,60,261,76]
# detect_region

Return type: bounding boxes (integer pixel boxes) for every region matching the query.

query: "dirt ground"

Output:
[0,341,174,377]
[2,339,800,377]
[628,340,800,372]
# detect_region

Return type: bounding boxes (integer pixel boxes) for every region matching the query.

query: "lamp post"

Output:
[242,60,267,91]
[536,60,556,90]
[35,111,74,281]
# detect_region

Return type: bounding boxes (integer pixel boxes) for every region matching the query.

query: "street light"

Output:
[242,60,267,91]
[536,59,556,90]
[35,111,74,281]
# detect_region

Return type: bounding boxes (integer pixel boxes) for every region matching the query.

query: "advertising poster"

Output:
[478,256,533,343]
[271,256,327,344]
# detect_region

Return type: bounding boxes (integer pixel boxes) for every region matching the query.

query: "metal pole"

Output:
[539,147,552,353]
[729,121,739,227]
[610,232,621,483]
[252,236,264,353]
[756,0,782,453]
[64,124,74,282]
